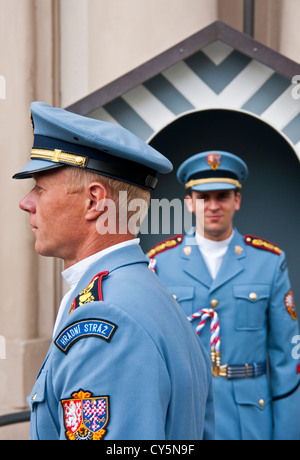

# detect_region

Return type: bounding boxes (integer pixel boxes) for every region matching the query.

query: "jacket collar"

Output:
[210,229,246,293]
[180,228,246,292]
[181,230,212,288]
[56,243,148,332]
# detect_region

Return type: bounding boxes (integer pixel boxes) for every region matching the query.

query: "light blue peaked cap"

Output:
[177,150,248,192]
[13,102,173,190]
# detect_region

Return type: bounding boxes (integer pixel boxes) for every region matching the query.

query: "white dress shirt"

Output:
[195,231,234,279]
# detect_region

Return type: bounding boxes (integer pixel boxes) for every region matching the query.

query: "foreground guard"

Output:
[13,102,214,440]
[148,150,300,440]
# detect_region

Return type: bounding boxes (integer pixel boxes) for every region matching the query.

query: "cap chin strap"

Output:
[185,177,242,189]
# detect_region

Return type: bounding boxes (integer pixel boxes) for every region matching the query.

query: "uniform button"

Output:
[249,292,257,300]
[210,299,219,308]
[259,399,265,407]
[31,393,37,403]
[173,294,178,301]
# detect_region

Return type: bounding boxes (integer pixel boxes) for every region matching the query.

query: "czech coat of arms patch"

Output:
[61,390,109,440]
[207,152,222,170]
[285,290,296,320]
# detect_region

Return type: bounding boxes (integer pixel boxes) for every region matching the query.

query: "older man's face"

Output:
[19,168,87,265]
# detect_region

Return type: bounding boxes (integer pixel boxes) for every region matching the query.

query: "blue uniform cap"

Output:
[177,150,248,191]
[13,102,173,190]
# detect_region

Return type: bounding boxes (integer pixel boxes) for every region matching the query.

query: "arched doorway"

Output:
[140,108,300,319]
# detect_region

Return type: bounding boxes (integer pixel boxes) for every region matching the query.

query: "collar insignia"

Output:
[234,245,243,255]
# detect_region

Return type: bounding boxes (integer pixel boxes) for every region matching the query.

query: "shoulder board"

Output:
[69,271,109,314]
[244,235,282,256]
[148,235,183,258]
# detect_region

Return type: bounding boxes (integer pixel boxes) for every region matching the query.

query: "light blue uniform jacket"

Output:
[27,244,214,440]
[150,229,300,440]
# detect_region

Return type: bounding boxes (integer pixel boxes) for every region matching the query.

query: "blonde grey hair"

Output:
[64,166,150,234]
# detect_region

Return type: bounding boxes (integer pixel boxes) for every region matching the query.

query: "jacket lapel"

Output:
[181,232,213,289]
[210,229,246,293]
[180,228,246,293]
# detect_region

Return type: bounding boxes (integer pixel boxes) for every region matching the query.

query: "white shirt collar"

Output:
[62,238,140,290]
[52,238,140,338]
[195,230,234,251]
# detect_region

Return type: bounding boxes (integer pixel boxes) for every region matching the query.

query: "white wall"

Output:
[60,0,218,107]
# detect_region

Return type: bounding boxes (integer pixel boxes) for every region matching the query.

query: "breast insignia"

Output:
[69,271,109,314]
[148,235,183,259]
[244,235,282,256]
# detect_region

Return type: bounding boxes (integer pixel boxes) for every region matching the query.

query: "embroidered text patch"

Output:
[55,319,118,354]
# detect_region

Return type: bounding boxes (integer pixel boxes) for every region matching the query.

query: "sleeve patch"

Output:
[285,290,297,320]
[244,235,282,256]
[61,390,109,440]
[55,319,118,354]
[148,235,183,258]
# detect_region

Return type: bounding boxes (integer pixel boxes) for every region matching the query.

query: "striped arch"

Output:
[86,39,300,160]
[65,22,300,320]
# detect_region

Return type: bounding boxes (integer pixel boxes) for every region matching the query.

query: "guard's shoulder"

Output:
[148,235,183,259]
[69,271,109,314]
[244,234,282,256]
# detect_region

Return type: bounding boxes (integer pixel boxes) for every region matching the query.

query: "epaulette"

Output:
[148,235,183,259]
[244,235,282,256]
[69,271,109,314]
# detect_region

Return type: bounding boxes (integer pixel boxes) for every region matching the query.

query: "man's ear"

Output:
[85,182,108,221]
[235,191,242,212]
[184,195,194,213]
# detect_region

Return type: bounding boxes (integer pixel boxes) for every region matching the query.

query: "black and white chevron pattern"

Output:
[88,40,300,159]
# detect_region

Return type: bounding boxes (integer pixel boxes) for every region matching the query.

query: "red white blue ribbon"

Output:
[148,258,157,272]
[188,308,221,369]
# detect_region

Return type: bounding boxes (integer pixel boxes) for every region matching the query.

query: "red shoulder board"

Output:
[148,235,183,258]
[244,235,282,256]
[69,271,109,314]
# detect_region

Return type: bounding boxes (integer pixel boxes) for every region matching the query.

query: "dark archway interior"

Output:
[139,109,300,321]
